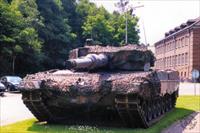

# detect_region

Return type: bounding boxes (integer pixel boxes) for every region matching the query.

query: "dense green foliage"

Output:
[36,0,76,69]
[0,0,42,75]
[1,96,200,133]
[0,0,140,76]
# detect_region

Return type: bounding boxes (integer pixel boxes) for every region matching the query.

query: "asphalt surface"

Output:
[0,92,34,126]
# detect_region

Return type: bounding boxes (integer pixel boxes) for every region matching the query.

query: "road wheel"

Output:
[160,98,165,114]
[147,101,153,122]
[141,100,148,122]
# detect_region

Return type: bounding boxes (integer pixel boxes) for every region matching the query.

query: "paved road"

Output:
[179,83,200,95]
[0,92,34,126]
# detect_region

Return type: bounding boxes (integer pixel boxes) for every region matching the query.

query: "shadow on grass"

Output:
[27,107,194,133]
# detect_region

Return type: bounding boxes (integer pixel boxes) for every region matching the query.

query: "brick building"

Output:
[154,17,200,80]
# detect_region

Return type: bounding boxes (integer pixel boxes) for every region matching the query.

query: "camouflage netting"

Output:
[85,45,147,53]
[110,50,155,70]
[21,70,160,97]
[69,45,148,58]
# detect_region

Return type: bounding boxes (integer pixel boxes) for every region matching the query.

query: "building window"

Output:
[181,72,183,77]
[178,54,181,65]
[170,56,173,66]
[179,39,181,48]
[167,43,169,51]
[168,57,170,67]
[182,54,184,65]
[185,53,188,65]
[172,41,175,50]
[177,39,180,48]
[164,58,166,68]
[171,56,173,67]
[175,56,177,66]
[185,35,189,46]
[181,37,184,47]
[175,40,178,49]
[173,56,175,66]
[177,55,179,65]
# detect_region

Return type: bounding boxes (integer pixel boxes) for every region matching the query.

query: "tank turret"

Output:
[67,45,155,71]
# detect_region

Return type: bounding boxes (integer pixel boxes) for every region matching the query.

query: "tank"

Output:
[19,45,179,128]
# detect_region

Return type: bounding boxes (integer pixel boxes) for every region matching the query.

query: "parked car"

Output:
[0,76,22,92]
[0,82,6,96]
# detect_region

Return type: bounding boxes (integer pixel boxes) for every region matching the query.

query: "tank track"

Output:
[21,90,121,126]
[115,92,177,128]
[21,90,56,122]
[22,90,177,128]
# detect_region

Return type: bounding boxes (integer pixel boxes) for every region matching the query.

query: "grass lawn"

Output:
[1,96,200,133]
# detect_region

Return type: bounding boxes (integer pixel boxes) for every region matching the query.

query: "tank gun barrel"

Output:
[65,54,108,69]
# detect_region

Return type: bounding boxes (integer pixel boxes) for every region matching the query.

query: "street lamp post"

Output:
[125,12,128,44]
[115,0,143,44]
[125,5,143,44]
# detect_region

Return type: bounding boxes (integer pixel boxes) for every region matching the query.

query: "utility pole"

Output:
[115,0,143,44]
[125,5,143,44]
[125,12,128,44]
[142,20,147,45]
[115,0,129,44]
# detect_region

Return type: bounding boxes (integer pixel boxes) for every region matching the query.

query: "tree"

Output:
[110,12,140,45]
[114,0,140,45]
[75,0,97,45]
[0,0,42,75]
[18,0,44,30]
[36,0,76,69]
[81,0,139,46]
[82,6,114,45]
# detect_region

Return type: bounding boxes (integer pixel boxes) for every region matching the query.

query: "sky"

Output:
[90,0,200,46]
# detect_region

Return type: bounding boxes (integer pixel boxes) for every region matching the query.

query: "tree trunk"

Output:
[12,55,16,75]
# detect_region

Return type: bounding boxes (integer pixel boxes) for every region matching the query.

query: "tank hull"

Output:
[20,70,179,128]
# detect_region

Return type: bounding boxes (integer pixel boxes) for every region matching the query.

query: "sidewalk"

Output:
[162,112,200,133]
[179,83,200,95]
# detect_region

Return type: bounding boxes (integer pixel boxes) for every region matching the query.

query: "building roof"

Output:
[155,17,200,46]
